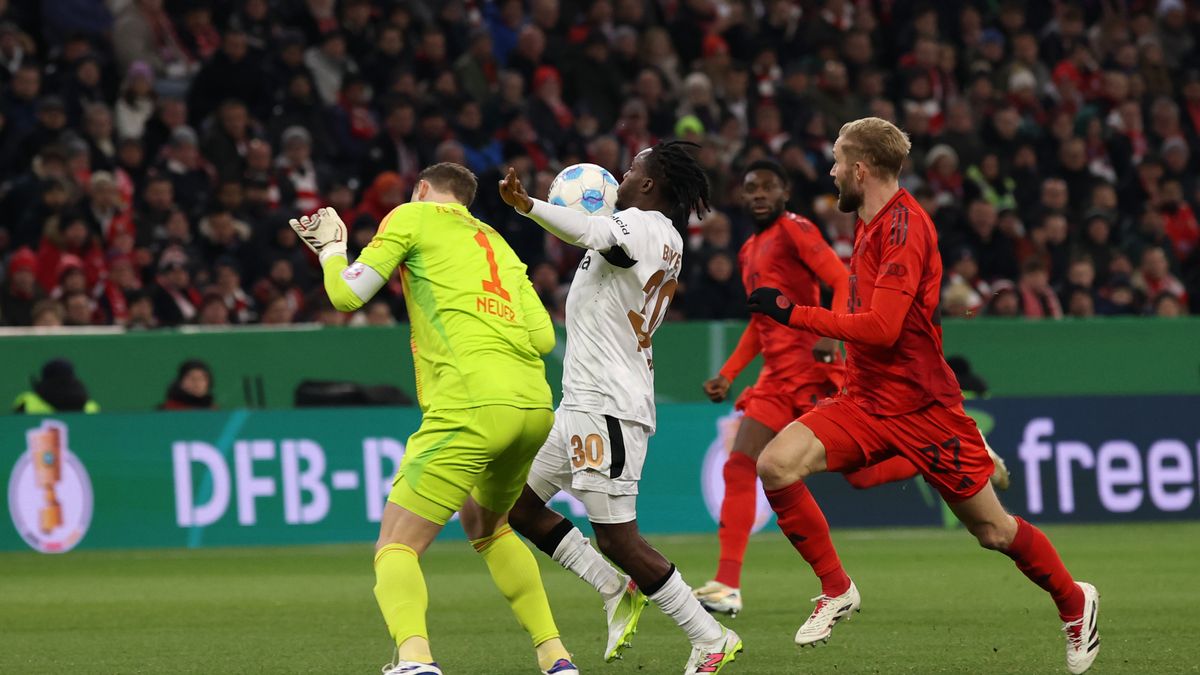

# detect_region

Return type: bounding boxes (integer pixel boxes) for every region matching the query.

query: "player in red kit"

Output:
[696,162,1012,618]
[694,160,849,617]
[746,118,1100,674]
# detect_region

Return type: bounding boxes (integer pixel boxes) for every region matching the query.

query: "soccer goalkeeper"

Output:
[291,162,579,675]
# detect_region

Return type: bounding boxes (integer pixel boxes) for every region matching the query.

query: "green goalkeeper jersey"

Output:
[331,201,554,413]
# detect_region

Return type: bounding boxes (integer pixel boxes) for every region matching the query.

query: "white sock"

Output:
[551,526,625,600]
[648,568,724,644]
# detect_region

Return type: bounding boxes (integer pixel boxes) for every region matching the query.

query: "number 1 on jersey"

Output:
[474,230,511,301]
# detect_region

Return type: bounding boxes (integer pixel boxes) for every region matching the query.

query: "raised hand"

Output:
[289,207,348,263]
[498,166,534,214]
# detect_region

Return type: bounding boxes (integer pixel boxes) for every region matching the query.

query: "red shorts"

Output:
[800,396,993,502]
[736,380,840,434]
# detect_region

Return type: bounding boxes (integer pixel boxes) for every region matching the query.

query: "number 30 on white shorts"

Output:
[526,408,650,523]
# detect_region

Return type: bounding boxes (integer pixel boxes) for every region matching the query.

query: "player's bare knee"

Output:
[505,503,533,535]
[757,441,812,489]
[969,522,1013,550]
[593,522,637,562]
[755,450,783,487]
[460,498,505,540]
[589,522,610,549]
[729,429,768,461]
[593,526,623,557]
[506,486,547,536]
[756,450,798,489]
[731,424,772,461]
[458,505,486,540]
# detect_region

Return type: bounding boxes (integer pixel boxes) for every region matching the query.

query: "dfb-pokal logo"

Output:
[700,410,774,533]
[341,262,366,281]
[8,420,93,553]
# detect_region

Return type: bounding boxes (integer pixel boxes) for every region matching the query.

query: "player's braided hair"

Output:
[644,140,711,231]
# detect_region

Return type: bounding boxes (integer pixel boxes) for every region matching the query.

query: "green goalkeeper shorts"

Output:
[389,404,554,525]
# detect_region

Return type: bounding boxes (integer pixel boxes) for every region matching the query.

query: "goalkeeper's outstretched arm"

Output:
[290,207,406,313]
[322,257,387,312]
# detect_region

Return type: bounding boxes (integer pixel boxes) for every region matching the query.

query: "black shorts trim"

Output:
[604,414,626,479]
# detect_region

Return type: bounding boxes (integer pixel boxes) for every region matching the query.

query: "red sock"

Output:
[1004,517,1085,621]
[843,456,920,490]
[765,480,850,597]
[715,452,757,588]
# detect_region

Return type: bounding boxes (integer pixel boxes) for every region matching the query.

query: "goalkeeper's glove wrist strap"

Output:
[318,246,349,266]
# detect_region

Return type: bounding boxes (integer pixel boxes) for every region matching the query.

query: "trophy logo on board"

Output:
[8,420,93,553]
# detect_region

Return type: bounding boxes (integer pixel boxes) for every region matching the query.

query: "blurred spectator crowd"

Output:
[0,0,1198,330]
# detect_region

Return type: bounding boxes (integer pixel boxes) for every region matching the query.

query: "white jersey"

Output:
[527,202,683,430]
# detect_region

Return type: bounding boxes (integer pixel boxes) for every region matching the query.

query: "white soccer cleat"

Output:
[694,580,743,617]
[604,576,649,661]
[381,660,442,675]
[1063,582,1100,674]
[542,657,580,674]
[985,439,1011,491]
[684,626,743,674]
[794,580,861,646]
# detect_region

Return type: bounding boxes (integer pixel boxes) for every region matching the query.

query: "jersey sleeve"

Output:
[321,257,386,311]
[518,274,556,355]
[525,199,620,251]
[718,323,761,381]
[602,209,663,269]
[871,206,926,297]
[787,207,927,347]
[789,286,913,347]
[320,205,416,312]
[356,205,419,280]
[525,200,663,270]
[781,216,850,311]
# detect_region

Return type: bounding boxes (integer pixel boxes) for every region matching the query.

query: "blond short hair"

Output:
[838,117,912,179]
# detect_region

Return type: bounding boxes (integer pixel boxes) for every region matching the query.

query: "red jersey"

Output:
[841,189,961,415]
[721,212,847,389]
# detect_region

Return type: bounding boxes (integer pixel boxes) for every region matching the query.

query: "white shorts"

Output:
[526,408,651,524]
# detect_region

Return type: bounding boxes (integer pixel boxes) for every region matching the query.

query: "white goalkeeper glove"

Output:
[289,207,348,264]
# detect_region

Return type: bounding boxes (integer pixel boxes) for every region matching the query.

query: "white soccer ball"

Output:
[547,163,619,216]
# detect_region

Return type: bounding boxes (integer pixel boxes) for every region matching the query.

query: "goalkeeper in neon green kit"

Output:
[290,163,579,675]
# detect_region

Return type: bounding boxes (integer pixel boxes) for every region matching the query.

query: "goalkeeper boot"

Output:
[684,625,742,674]
[542,658,580,674]
[794,580,860,647]
[985,440,1011,491]
[694,580,742,617]
[604,576,648,661]
[1063,582,1101,674]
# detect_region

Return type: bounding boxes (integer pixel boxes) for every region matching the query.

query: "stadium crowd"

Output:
[0,0,1197,329]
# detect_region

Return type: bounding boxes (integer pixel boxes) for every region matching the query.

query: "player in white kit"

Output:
[501,143,742,675]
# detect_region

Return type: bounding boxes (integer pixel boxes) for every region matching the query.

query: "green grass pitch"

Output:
[3,522,1199,674]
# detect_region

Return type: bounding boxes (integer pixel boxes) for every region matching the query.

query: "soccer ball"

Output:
[547,163,619,216]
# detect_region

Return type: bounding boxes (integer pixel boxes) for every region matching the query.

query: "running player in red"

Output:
[694,159,849,617]
[696,162,1013,618]
[746,118,1100,674]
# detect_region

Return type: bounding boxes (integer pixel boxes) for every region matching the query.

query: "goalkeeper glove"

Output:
[747,287,795,325]
[289,207,348,264]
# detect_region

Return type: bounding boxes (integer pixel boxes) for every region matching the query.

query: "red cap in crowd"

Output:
[533,65,561,91]
[8,247,37,275]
